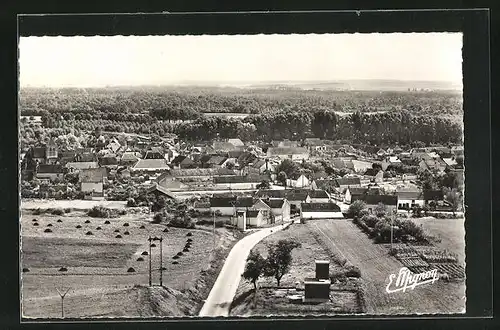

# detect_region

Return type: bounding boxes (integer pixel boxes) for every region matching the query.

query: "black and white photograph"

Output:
[19,31,466,318]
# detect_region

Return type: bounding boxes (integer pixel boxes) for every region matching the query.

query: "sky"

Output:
[19,33,463,88]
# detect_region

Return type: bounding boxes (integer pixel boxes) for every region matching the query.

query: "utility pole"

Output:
[213,210,216,251]
[148,236,152,287]
[56,288,70,318]
[159,236,163,287]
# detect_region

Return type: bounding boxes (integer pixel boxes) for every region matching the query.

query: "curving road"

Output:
[199,221,292,317]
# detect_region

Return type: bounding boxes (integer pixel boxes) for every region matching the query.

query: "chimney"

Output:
[315,260,330,280]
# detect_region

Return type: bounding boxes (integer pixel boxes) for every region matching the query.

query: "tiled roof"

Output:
[396,190,424,200]
[246,210,261,217]
[210,196,254,208]
[170,168,235,177]
[147,184,176,199]
[301,203,341,212]
[133,159,169,170]
[37,164,63,174]
[308,190,330,199]
[80,168,107,183]
[263,199,286,209]
[66,162,99,170]
[423,190,444,201]
[32,147,46,159]
[267,147,309,155]
[352,194,398,206]
[214,175,269,184]
[348,187,369,196]
[335,177,361,186]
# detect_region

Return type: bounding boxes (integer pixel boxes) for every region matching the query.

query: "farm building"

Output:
[66,161,99,172]
[132,159,170,173]
[308,190,331,203]
[419,158,447,173]
[80,167,107,198]
[363,168,384,183]
[300,203,343,220]
[170,155,196,169]
[200,155,228,168]
[250,198,272,218]
[35,164,64,181]
[352,194,398,213]
[120,152,141,166]
[266,147,310,161]
[146,184,176,200]
[423,190,445,205]
[169,168,236,181]
[213,175,270,190]
[335,177,361,192]
[396,188,425,210]
[263,198,291,223]
[344,187,368,204]
[209,196,255,216]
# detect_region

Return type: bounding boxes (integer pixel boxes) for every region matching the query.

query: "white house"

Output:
[344,187,369,204]
[263,199,291,223]
[381,156,402,171]
[80,167,107,198]
[250,198,272,219]
[287,174,310,188]
[300,203,343,220]
[209,196,254,216]
[396,189,425,210]
[246,210,266,227]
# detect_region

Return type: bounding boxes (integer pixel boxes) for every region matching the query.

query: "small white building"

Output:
[396,189,425,210]
[300,203,343,220]
[246,210,265,227]
[263,199,291,223]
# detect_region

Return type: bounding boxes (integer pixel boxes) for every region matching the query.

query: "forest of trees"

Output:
[19,87,463,148]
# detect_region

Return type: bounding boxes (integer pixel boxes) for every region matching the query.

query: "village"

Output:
[20,120,464,226]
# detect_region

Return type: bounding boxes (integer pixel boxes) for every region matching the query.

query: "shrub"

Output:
[172,261,179,264]
[57,219,62,223]
[76,225,82,229]
[150,243,156,247]
[124,231,130,235]
[123,223,129,227]
[47,223,53,227]
[177,252,183,256]
[374,203,388,217]
[44,228,52,233]
[96,226,102,230]
[115,234,122,238]
[64,208,72,213]
[141,251,148,256]
[173,255,179,259]
[85,231,93,235]
[139,225,146,229]
[33,222,39,226]
[187,238,193,242]
[347,200,366,218]
[59,267,68,272]
[137,257,144,261]
[186,232,193,237]
[127,267,136,272]
[51,208,64,216]
[32,218,37,222]
[85,220,91,224]
[114,229,120,233]
[104,220,111,224]
[183,248,190,252]
[163,228,169,232]
[127,198,137,207]
[362,214,380,228]
[152,213,165,224]
[168,216,195,229]
[22,267,30,273]
[344,265,362,278]
[88,206,120,218]
[33,208,42,215]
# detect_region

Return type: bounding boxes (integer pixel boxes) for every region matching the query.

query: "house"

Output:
[396,188,425,210]
[363,168,384,183]
[304,138,328,152]
[344,187,369,204]
[237,152,259,167]
[120,152,141,166]
[272,139,299,148]
[423,190,445,205]
[287,174,310,188]
[220,157,237,169]
[283,189,311,213]
[263,198,291,223]
[450,146,464,157]
[169,168,236,182]
[132,159,170,173]
[202,155,228,168]
[246,210,266,227]
[209,196,254,216]
[267,147,310,161]
[250,198,272,219]
[75,152,97,163]
[170,155,196,169]
[334,177,361,192]
[376,148,387,158]
[351,160,373,173]
[442,157,458,169]
[247,159,275,175]
[381,156,402,171]
[227,138,244,147]
[146,183,176,200]
[100,154,119,166]
[36,164,64,181]
[351,194,398,213]
[213,175,270,190]
[80,168,107,198]
[58,150,78,165]
[106,141,122,154]
[26,138,58,165]
[213,141,244,152]
[308,190,331,203]
[300,203,343,220]
[66,161,99,172]
[144,149,165,160]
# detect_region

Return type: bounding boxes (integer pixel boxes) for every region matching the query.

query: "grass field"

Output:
[311,219,465,314]
[21,209,241,318]
[411,217,465,265]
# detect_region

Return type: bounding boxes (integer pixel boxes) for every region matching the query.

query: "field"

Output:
[21,208,242,318]
[230,223,364,316]
[231,218,465,316]
[311,219,465,314]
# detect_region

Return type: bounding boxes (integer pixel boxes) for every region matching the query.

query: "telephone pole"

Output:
[148,236,152,286]
[159,236,163,287]
[56,288,70,318]
[213,210,216,251]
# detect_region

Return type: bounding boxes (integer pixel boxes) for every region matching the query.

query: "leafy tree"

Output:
[374,202,388,217]
[276,159,301,180]
[277,171,288,186]
[257,180,271,190]
[445,188,461,216]
[347,200,366,218]
[264,239,301,287]
[242,250,267,290]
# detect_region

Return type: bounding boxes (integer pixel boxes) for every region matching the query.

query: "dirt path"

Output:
[309,219,465,314]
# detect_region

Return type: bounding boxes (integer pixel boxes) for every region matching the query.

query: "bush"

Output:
[173,255,179,259]
[137,257,144,261]
[85,231,93,235]
[115,234,122,238]
[168,216,195,229]
[347,200,366,218]
[124,231,130,235]
[76,225,82,229]
[33,222,39,226]
[59,267,68,272]
[123,223,129,227]
[88,206,114,218]
[51,208,64,216]
[362,214,380,228]
[57,219,63,223]
[172,261,179,264]
[127,267,136,272]
[85,220,91,224]
[44,228,52,233]
[96,226,102,230]
[127,198,137,207]
[141,251,148,255]
[183,248,190,252]
[64,208,72,213]
[344,265,362,278]
[151,243,156,247]
[47,224,53,227]
[22,267,30,273]
[152,213,165,224]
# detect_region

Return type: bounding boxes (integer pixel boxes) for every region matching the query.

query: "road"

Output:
[198,221,292,317]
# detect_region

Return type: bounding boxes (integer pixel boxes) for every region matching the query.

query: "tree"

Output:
[276,159,301,180]
[277,171,288,186]
[225,160,236,170]
[374,202,388,217]
[347,200,366,218]
[264,239,301,287]
[242,250,267,290]
[445,188,461,216]
[257,180,271,190]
